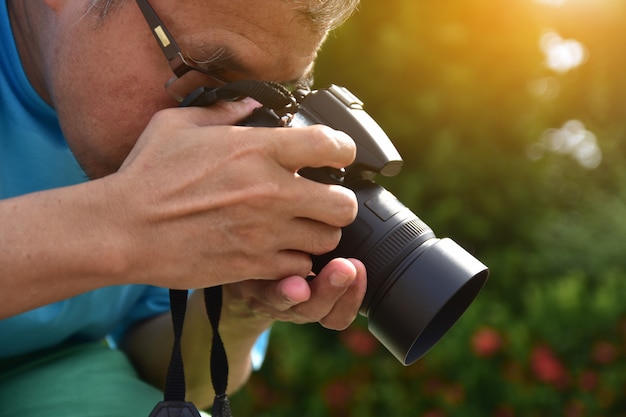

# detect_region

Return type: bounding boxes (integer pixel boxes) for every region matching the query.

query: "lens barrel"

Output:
[312,180,488,365]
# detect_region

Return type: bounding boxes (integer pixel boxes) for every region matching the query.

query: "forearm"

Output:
[121,289,272,409]
[0,179,131,318]
[1,111,361,319]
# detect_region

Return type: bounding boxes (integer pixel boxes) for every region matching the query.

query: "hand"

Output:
[223,258,367,330]
[106,99,358,290]
[120,258,366,406]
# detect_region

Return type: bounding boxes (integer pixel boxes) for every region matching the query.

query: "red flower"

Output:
[591,341,618,365]
[423,377,445,397]
[323,380,353,409]
[530,344,569,388]
[578,370,599,392]
[471,326,503,357]
[340,327,378,357]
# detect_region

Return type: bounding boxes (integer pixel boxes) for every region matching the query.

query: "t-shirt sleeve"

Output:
[251,329,271,370]
[107,285,171,346]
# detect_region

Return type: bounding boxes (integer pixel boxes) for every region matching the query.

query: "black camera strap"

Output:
[148,80,298,417]
[148,287,231,417]
[180,79,298,115]
[204,286,232,417]
[148,289,203,417]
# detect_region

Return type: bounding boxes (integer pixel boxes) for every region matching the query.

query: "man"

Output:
[0,0,366,415]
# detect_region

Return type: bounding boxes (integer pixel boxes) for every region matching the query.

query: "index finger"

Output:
[265,125,356,173]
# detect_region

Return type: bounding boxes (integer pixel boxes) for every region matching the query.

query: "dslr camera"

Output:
[187,83,489,365]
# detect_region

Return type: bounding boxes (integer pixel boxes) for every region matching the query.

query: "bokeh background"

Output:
[231,0,626,415]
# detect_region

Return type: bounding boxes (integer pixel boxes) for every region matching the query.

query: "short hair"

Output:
[290,0,360,32]
[85,0,359,33]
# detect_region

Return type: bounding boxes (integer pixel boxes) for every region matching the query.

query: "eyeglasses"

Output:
[135,0,227,102]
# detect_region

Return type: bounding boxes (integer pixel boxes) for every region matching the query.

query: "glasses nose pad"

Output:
[165,75,186,102]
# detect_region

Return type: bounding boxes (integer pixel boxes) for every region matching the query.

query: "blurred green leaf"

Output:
[231,0,626,415]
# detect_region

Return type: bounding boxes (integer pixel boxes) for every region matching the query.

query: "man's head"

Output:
[87,0,360,34]
[10,0,359,178]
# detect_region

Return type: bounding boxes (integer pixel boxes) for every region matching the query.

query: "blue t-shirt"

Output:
[0,1,172,358]
[0,1,268,365]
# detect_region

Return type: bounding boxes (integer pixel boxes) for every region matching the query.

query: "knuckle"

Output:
[307,126,335,153]
[334,187,359,225]
[308,125,355,161]
[312,227,343,255]
[321,318,352,331]
[149,108,180,127]
[275,252,313,280]
[241,232,264,253]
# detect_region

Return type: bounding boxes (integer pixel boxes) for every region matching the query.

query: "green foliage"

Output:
[231,0,626,415]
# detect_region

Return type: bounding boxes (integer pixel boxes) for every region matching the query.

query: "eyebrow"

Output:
[186,42,315,89]
[137,0,314,89]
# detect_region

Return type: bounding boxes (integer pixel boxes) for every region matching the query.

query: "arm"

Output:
[1,99,357,318]
[121,258,367,409]
[0,179,134,318]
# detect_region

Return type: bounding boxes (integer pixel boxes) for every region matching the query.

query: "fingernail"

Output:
[330,270,351,287]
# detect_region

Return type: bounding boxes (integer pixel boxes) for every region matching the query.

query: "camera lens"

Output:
[312,180,488,365]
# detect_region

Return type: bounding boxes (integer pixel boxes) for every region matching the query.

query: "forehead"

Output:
[152,0,324,84]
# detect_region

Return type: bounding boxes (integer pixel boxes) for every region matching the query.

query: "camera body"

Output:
[239,84,489,365]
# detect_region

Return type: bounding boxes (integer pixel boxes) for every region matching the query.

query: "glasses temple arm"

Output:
[135,0,184,67]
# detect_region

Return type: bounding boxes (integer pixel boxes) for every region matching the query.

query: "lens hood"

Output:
[366,238,488,365]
